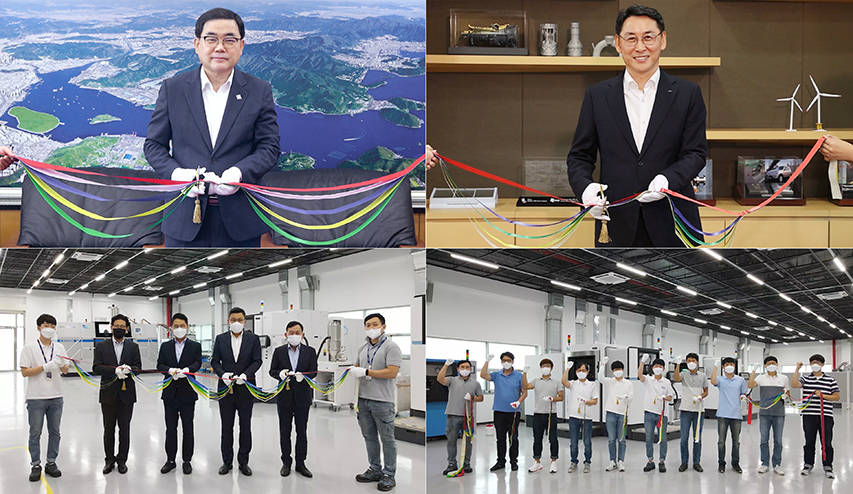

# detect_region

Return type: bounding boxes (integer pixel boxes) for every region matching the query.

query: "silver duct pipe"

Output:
[545,293,563,354]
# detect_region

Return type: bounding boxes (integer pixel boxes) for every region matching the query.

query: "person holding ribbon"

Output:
[437,359,484,476]
[637,355,674,472]
[269,320,318,478]
[523,358,563,473]
[672,353,708,472]
[480,351,526,472]
[93,314,142,475]
[156,313,203,475]
[211,307,262,476]
[0,145,18,170]
[350,313,403,492]
[561,361,598,473]
[143,8,280,247]
[791,354,840,479]
[710,357,748,474]
[19,314,69,482]
[746,356,789,476]
[598,357,633,472]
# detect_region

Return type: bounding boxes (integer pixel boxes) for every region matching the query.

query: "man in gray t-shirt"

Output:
[523,358,564,473]
[673,353,709,471]
[349,313,403,492]
[438,359,484,474]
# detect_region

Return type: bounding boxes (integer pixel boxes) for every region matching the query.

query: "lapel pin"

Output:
[236,94,242,100]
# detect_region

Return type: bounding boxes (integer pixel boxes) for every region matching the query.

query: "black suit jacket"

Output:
[144,66,281,242]
[210,331,262,393]
[156,338,203,403]
[93,338,142,405]
[269,343,318,408]
[567,70,707,247]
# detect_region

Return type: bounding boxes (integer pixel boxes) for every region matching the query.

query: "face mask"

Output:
[40,327,56,340]
[458,369,471,377]
[366,328,382,340]
[765,364,777,373]
[501,362,512,370]
[229,322,244,334]
[724,365,735,374]
[172,327,188,339]
[652,367,664,376]
[811,364,823,373]
[687,362,698,371]
[540,367,552,376]
[613,370,624,378]
[576,371,588,380]
[287,334,303,346]
[113,328,126,339]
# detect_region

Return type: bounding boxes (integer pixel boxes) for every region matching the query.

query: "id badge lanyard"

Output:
[39,343,54,380]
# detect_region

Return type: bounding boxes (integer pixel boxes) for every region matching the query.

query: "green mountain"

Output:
[379,108,420,128]
[79,51,196,88]
[274,152,315,171]
[338,146,423,184]
[8,42,125,60]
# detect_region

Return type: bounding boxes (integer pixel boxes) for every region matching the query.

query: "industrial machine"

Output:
[56,320,160,371]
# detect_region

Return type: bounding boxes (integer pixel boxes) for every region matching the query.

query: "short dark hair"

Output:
[539,358,553,368]
[195,8,245,39]
[286,321,303,332]
[171,313,188,325]
[809,354,825,365]
[611,360,624,371]
[111,313,130,328]
[577,363,589,372]
[652,358,666,368]
[686,353,699,362]
[722,357,736,366]
[365,313,385,325]
[616,4,665,34]
[763,355,778,365]
[229,307,246,318]
[37,314,56,326]
[457,360,472,369]
[500,351,514,362]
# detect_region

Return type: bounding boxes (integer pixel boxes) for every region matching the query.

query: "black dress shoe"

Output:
[718,463,725,473]
[44,462,61,478]
[442,465,455,475]
[732,463,742,474]
[103,462,115,474]
[295,464,313,478]
[643,461,655,472]
[356,469,382,482]
[659,462,666,473]
[117,463,128,474]
[678,463,688,472]
[510,462,518,471]
[218,463,232,475]
[490,462,505,471]
[161,461,177,474]
[463,465,473,473]
[693,464,703,472]
[281,465,291,477]
[29,465,41,482]
[238,464,253,476]
[183,462,192,474]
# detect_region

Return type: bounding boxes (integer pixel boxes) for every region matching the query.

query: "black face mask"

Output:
[113,328,127,340]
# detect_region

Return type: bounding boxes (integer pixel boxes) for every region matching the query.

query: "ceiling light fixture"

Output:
[269,259,293,268]
[225,273,243,280]
[661,309,677,317]
[171,266,187,274]
[615,297,637,305]
[616,263,647,277]
[193,282,207,289]
[833,257,846,272]
[450,253,500,270]
[551,280,582,291]
[747,274,765,285]
[716,301,733,309]
[676,286,698,296]
[703,249,724,261]
[207,250,229,260]
[115,261,129,270]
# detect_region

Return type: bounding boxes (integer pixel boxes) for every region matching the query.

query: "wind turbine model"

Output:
[776,84,803,132]
[805,75,841,131]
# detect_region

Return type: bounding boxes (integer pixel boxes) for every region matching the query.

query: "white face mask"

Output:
[613,370,624,378]
[811,363,823,373]
[576,371,588,380]
[40,327,56,340]
[366,328,383,340]
[229,321,244,334]
[458,369,471,377]
[724,365,735,375]
[765,364,777,373]
[501,361,513,370]
[652,367,664,376]
[540,367,552,376]
[172,327,188,339]
[287,334,303,346]
[687,362,698,371]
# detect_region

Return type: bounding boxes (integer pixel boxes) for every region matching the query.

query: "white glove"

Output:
[221,372,234,385]
[445,358,454,366]
[294,372,304,383]
[523,366,530,374]
[641,354,651,364]
[753,362,761,370]
[349,366,368,378]
[236,373,247,385]
[620,395,631,401]
[582,183,610,221]
[486,354,495,362]
[601,356,610,366]
[464,393,472,401]
[674,355,683,362]
[169,367,179,377]
[510,401,520,409]
[638,174,668,203]
[694,395,703,402]
[543,396,553,402]
[740,394,747,401]
[171,167,206,198]
[566,361,574,370]
[210,166,242,196]
[177,367,189,379]
[578,397,587,405]
[714,360,721,368]
[43,361,60,373]
[115,367,128,379]
[279,369,289,380]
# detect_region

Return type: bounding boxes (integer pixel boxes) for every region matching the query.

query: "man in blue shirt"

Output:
[710,357,748,474]
[480,351,527,471]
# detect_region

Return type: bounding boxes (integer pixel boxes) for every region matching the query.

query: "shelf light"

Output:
[616,263,647,277]
[450,253,499,270]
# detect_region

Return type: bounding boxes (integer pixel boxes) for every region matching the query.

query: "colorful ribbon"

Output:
[447,398,474,478]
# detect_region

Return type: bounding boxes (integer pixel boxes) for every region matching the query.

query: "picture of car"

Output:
[765,162,793,182]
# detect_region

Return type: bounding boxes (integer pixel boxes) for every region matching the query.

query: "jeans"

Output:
[759,415,785,467]
[803,415,834,468]
[680,411,703,465]
[27,398,63,465]
[357,398,397,478]
[717,417,742,466]
[493,411,520,465]
[445,415,473,467]
[568,417,592,464]
[532,413,559,460]
[644,411,668,461]
[605,411,627,462]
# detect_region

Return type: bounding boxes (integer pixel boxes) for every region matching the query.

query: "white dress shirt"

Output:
[200,67,234,149]
[623,68,661,152]
[231,331,243,361]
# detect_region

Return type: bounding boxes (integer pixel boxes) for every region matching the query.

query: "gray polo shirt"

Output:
[355,334,403,404]
[678,370,709,412]
[533,377,562,414]
[444,376,483,416]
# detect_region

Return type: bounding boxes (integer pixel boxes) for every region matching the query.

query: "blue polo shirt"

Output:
[713,373,749,420]
[490,370,523,413]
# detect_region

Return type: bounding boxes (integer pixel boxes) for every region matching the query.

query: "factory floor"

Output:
[427,409,851,494]
[0,372,425,494]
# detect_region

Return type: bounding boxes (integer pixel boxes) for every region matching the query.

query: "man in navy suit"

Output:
[211,307,262,476]
[144,8,281,247]
[156,313,203,475]
[92,314,142,475]
[567,5,707,247]
[270,320,318,478]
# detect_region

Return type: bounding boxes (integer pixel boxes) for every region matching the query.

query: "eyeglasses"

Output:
[201,35,242,48]
[618,32,662,47]
[112,326,127,330]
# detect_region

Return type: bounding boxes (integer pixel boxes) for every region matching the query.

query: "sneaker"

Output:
[549,461,558,473]
[29,465,41,482]
[824,467,835,479]
[528,462,543,473]
[489,462,505,472]
[567,463,578,473]
[606,460,618,472]
[773,466,785,476]
[758,465,769,474]
[659,462,666,473]
[693,464,703,472]
[443,465,457,475]
[44,462,61,478]
[732,463,742,474]
[678,463,688,472]
[463,465,472,473]
[377,475,396,492]
[644,461,655,472]
[583,463,591,473]
[356,469,382,483]
[618,461,626,472]
[801,465,812,476]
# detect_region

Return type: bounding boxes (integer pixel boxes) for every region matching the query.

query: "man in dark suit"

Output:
[270,320,318,478]
[211,307,262,476]
[144,7,281,247]
[92,314,142,475]
[156,313,203,475]
[567,5,707,247]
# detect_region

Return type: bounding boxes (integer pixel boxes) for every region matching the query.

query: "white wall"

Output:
[769,340,853,369]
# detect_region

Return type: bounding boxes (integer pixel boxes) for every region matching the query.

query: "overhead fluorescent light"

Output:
[171,266,187,274]
[784,342,789,345]
[80,283,89,290]
[115,260,129,270]
[193,282,207,289]
[786,326,794,332]
[809,336,816,340]
[817,316,826,322]
[225,272,243,280]
[746,274,765,285]
[798,332,805,336]
[123,287,132,292]
[716,301,733,309]
[801,306,811,313]
[833,257,846,272]
[661,310,677,317]
[740,330,749,335]
[143,248,153,253]
[33,280,40,287]
[95,274,105,281]
[207,250,229,260]
[615,297,637,305]
[145,277,157,284]
[27,288,32,294]
[169,290,180,295]
[616,263,647,277]
[269,259,293,268]
[450,253,500,270]
[720,325,731,330]
[676,286,698,296]
[779,293,793,302]
[703,249,724,261]
[771,339,779,343]
[148,296,158,300]
[53,253,64,264]
[757,335,765,339]
[830,323,837,329]
[551,280,581,291]
[108,293,116,298]
[41,269,50,278]
[819,340,824,343]
[768,321,778,326]
[68,291,76,296]
[745,312,758,319]
[694,318,707,324]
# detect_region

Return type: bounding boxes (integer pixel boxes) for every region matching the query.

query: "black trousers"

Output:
[165,204,261,247]
[218,391,254,465]
[532,413,559,460]
[164,400,195,462]
[633,212,654,247]
[102,401,133,464]
[493,411,520,465]
[803,415,834,468]
[278,403,310,467]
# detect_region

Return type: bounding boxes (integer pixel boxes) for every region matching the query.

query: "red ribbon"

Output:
[747,400,753,425]
[820,393,826,462]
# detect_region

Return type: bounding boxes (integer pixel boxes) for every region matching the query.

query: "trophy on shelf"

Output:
[540,23,557,56]
[592,35,618,57]
[567,22,582,57]
[776,84,802,132]
[805,75,840,131]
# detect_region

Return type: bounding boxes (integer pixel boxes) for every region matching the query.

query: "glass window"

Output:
[426,337,493,391]
[331,306,411,357]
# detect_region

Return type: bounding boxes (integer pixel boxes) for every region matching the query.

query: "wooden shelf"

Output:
[427,55,721,73]
[707,128,853,143]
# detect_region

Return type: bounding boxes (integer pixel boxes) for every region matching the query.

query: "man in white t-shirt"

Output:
[561,361,599,473]
[638,355,674,473]
[598,357,634,472]
[18,314,69,482]
[747,355,789,475]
